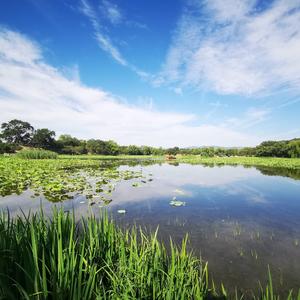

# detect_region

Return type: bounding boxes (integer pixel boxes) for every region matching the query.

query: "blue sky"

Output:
[0,0,300,147]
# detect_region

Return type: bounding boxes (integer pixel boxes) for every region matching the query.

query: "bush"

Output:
[0,142,19,154]
[16,148,58,159]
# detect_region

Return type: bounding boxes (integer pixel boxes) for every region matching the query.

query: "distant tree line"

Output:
[1,119,300,158]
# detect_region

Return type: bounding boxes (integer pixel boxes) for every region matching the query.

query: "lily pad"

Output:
[169,200,186,207]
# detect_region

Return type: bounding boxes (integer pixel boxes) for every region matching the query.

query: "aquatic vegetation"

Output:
[2,155,300,297]
[169,200,186,207]
[16,148,58,159]
[233,222,242,237]
[177,156,300,170]
[251,249,259,260]
[237,247,244,257]
[170,196,186,207]
[0,156,143,201]
[0,209,211,299]
[0,209,298,299]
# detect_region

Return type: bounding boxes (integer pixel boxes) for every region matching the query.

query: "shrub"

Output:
[16,148,58,159]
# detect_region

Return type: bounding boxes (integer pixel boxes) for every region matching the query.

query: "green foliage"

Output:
[126,145,144,155]
[31,128,56,150]
[58,134,81,147]
[0,209,297,299]
[166,146,180,155]
[1,118,300,158]
[0,141,19,154]
[180,139,300,158]
[0,119,34,145]
[177,156,300,170]
[0,156,143,200]
[0,209,211,299]
[255,141,290,157]
[57,134,86,154]
[16,149,58,159]
[288,140,300,158]
[86,139,119,155]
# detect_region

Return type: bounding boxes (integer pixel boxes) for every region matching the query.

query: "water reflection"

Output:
[1,161,300,295]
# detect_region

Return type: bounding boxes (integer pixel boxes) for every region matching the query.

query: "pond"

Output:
[1,160,300,295]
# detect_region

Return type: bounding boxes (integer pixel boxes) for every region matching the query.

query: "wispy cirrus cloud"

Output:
[99,0,148,29]
[223,108,270,129]
[79,0,150,79]
[79,0,127,66]
[0,27,258,147]
[100,0,123,25]
[160,0,300,96]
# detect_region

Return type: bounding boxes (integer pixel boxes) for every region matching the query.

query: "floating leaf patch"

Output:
[169,200,186,207]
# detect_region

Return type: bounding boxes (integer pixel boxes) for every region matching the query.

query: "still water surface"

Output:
[1,161,300,294]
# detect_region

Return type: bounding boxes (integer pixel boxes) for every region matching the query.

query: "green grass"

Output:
[0,209,211,299]
[16,149,58,159]
[0,208,299,300]
[176,156,300,170]
[59,154,164,161]
[60,154,300,170]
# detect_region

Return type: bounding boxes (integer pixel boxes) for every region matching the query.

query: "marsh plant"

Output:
[0,209,299,299]
[0,209,210,299]
[0,156,144,201]
[16,149,58,159]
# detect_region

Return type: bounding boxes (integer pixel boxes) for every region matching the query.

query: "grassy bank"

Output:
[0,209,297,300]
[61,154,300,170]
[176,156,300,170]
[58,154,164,161]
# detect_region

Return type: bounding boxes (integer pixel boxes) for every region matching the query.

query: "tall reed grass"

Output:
[16,149,58,159]
[0,209,298,299]
[0,209,211,299]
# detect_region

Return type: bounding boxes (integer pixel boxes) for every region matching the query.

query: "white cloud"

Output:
[0,28,259,147]
[223,108,270,129]
[79,0,127,66]
[79,0,150,78]
[161,0,300,95]
[0,28,41,63]
[100,0,123,25]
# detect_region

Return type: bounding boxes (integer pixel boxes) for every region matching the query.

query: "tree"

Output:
[288,140,300,158]
[58,134,81,147]
[0,141,19,154]
[255,140,290,157]
[0,119,34,145]
[126,145,143,155]
[31,128,56,150]
[166,147,179,155]
[57,134,82,154]
[140,146,152,155]
[105,140,120,155]
[86,139,106,154]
